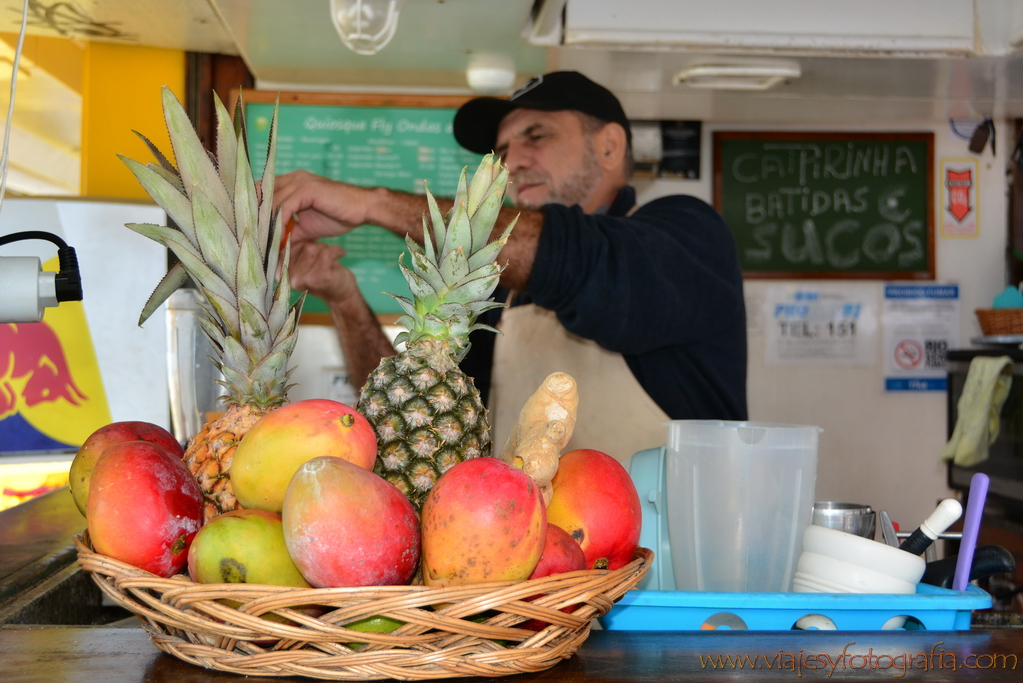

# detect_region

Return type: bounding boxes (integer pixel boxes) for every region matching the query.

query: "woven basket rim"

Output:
[75,534,651,680]
[975,307,1023,335]
[975,307,1023,315]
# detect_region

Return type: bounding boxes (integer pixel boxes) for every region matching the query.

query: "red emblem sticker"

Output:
[946,168,973,222]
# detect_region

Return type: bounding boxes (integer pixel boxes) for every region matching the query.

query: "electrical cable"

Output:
[0,230,82,302]
[0,230,69,249]
[0,0,30,217]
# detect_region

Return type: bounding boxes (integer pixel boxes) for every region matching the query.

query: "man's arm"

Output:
[279,171,546,389]
[275,171,545,289]
[288,240,395,389]
[362,188,543,290]
[325,289,396,390]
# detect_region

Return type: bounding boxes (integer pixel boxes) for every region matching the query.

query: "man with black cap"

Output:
[275,71,747,464]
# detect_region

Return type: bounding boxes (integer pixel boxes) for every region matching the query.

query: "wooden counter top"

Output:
[3,624,1023,682]
[0,488,90,624]
[0,488,84,586]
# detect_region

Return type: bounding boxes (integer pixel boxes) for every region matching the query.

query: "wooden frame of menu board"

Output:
[713,131,935,280]
[232,89,475,111]
[234,90,482,325]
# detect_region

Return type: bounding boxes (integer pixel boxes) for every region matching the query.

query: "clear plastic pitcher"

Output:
[665,420,820,593]
[166,289,227,444]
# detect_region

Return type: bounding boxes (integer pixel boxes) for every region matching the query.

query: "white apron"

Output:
[489,303,670,467]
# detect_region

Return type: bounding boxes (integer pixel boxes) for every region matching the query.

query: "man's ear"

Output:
[595,122,628,174]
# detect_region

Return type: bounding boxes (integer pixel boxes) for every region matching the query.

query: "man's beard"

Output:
[510,141,602,209]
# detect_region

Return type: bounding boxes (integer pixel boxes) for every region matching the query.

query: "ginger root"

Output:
[516,419,565,504]
[501,372,578,504]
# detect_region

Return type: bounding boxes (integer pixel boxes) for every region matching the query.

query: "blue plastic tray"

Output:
[599,584,992,631]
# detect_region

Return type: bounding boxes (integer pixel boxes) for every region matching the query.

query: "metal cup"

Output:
[811,502,876,539]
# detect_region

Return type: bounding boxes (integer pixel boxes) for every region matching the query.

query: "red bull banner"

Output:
[1,259,111,453]
[939,158,979,238]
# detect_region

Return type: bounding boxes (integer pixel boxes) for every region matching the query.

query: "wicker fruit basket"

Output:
[75,535,650,680]
[976,308,1023,336]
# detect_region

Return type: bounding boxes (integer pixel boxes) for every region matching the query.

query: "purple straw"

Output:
[952,472,989,591]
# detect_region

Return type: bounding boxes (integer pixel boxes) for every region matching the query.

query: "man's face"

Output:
[494,108,603,210]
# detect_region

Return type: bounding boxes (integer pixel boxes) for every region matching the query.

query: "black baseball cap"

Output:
[453,71,631,155]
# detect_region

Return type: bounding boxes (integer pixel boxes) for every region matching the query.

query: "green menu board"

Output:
[713,132,935,280]
[244,95,482,314]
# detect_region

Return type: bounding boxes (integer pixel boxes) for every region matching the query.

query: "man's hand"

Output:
[274,170,378,242]
[289,239,359,304]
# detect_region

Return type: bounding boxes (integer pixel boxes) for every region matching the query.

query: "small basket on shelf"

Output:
[975,308,1023,336]
[74,535,650,681]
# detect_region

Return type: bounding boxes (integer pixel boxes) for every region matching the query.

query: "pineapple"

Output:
[121,87,302,522]
[359,154,516,510]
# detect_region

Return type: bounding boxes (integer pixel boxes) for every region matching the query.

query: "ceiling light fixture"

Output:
[330,0,405,56]
[672,63,801,91]
[466,52,516,94]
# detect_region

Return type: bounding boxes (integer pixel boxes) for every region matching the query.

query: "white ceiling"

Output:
[2,0,1023,117]
[567,50,1023,124]
[4,0,1023,195]
[0,0,237,53]
[213,0,548,92]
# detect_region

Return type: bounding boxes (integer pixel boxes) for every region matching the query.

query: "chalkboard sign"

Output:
[241,92,482,315]
[713,132,934,279]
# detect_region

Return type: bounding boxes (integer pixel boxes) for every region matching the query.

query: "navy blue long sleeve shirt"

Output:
[462,186,747,421]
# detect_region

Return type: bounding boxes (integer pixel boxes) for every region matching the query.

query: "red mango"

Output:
[87,440,202,577]
[421,457,547,587]
[546,449,641,571]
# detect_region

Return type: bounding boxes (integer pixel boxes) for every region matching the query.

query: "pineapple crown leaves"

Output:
[119,86,300,408]
[120,88,283,322]
[388,154,517,356]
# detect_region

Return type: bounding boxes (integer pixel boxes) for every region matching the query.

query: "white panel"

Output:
[564,0,976,56]
[288,324,359,407]
[53,200,171,429]
[1,199,170,431]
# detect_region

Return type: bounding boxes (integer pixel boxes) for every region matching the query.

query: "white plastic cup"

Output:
[665,420,821,593]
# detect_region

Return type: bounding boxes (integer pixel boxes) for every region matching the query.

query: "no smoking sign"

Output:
[883,285,958,392]
[894,339,924,369]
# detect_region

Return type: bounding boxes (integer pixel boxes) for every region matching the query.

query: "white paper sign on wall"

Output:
[882,284,960,391]
[764,283,879,365]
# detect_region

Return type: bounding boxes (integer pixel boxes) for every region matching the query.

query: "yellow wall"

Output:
[81,43,186,199]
